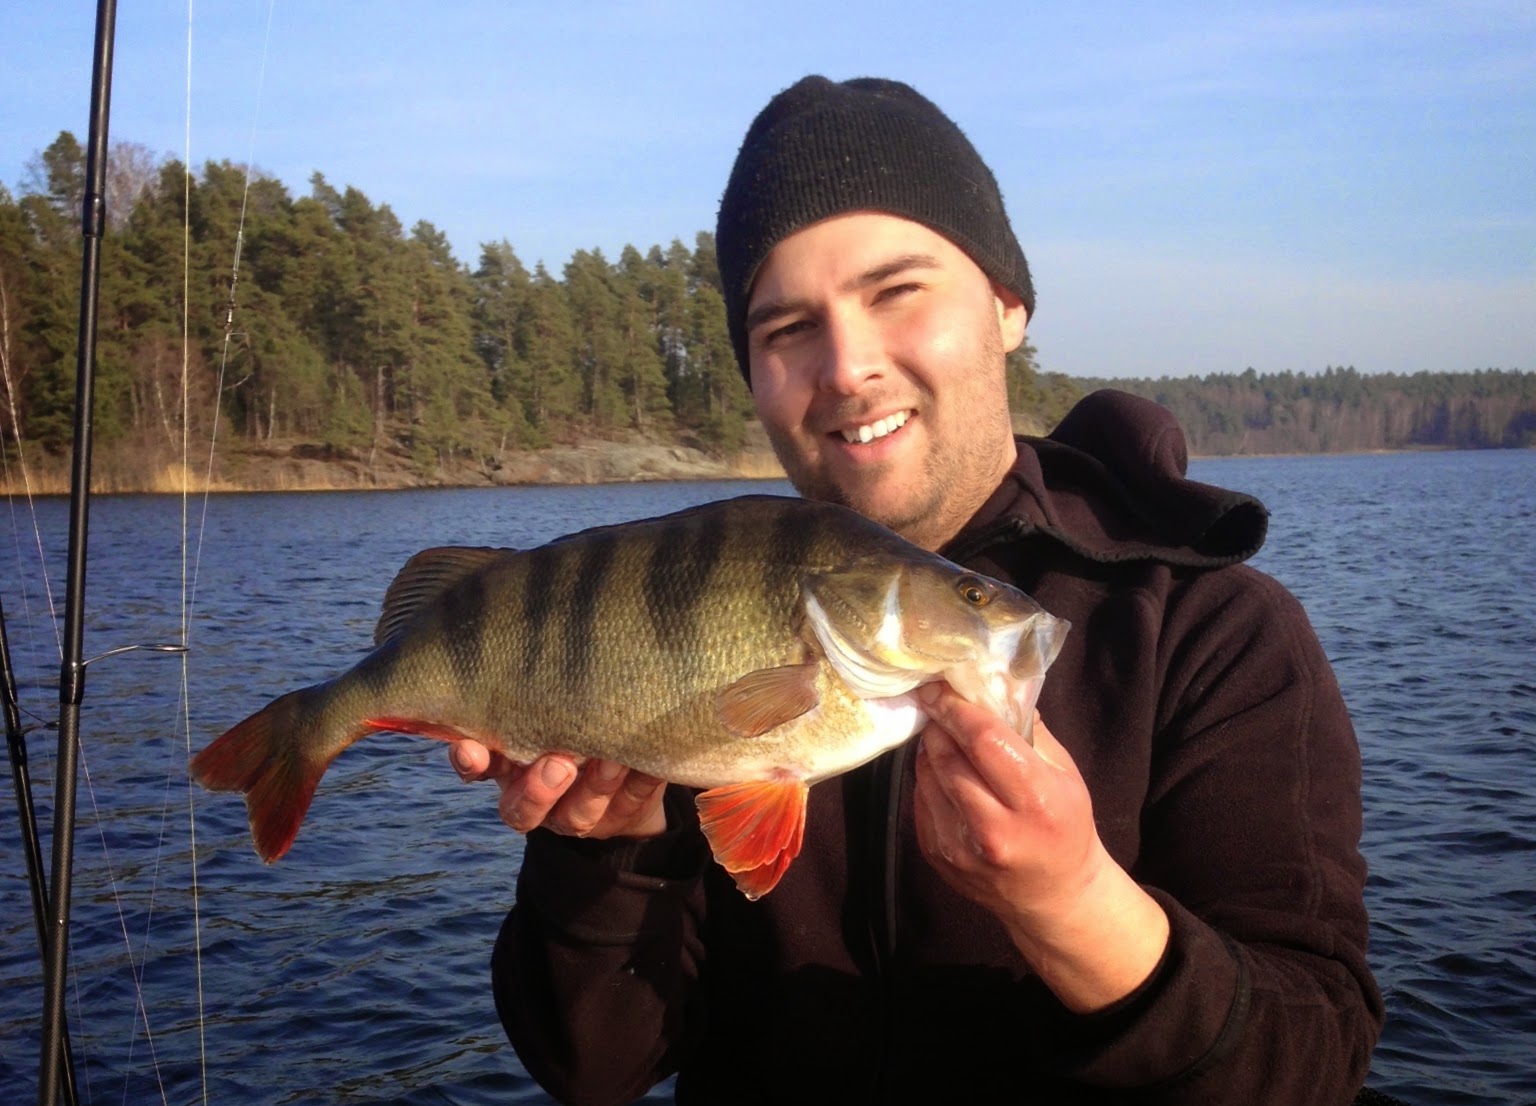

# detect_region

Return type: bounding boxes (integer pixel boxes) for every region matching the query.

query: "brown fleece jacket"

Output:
[492,389,1384,1106]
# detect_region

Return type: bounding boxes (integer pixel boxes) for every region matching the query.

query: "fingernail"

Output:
[540,759,574,788]
[450,745,472,774]
[916,683,940,704]
[593,760,625,784]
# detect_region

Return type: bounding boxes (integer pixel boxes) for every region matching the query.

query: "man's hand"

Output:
[913,683,1170,1013]
[914,685,1098,915]
[449,740,668,840]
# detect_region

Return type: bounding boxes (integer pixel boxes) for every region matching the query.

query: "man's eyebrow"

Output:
[849,253,942,291]
[745,298,808,335]
[745,253,943,334]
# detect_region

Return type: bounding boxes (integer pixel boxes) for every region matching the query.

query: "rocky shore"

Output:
[2,430,787,496]
[4,415,1065,497]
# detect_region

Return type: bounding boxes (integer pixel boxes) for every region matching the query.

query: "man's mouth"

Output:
[838,410,910,444]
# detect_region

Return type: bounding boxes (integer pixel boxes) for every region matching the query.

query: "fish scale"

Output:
[643,514,727,660]
[438,570,490,694]
[191,495,1068,899]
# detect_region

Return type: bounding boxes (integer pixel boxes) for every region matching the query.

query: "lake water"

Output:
[2,453,1533,1104]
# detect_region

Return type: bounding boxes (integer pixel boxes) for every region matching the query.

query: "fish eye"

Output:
[957,576,991,606]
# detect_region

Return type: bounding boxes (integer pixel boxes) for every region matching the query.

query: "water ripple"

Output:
[5,460,1536,1102]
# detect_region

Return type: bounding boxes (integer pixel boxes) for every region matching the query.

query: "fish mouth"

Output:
[834,409,912,445]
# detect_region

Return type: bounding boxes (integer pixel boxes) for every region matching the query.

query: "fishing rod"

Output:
[1,601,80,1106]
[37,0,117,1101]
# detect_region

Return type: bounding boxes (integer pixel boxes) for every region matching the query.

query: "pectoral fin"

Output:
[695,779,809,900]
[715,663,820,738]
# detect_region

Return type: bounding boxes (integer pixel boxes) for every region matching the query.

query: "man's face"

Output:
[746,212,1027,552]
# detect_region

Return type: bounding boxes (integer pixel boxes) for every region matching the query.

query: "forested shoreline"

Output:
[2,133,1530,494]
[1073,367,1536,456]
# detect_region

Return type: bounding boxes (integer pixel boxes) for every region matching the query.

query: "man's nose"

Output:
[818,310,885,394]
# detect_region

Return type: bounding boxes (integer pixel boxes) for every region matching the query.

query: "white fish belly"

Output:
[657,690,925,788]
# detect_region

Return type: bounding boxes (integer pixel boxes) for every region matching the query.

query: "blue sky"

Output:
[4,1,1531,379]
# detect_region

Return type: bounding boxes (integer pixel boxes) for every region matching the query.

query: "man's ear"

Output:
[992,282,1028,353]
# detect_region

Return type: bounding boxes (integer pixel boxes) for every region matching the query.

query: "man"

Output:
[450,76,1383,1104]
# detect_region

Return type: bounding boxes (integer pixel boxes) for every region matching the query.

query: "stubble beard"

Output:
[767,321,1010,551]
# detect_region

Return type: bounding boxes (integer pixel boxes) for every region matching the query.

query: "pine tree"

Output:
[23,132,86,250]
[690,231,722,295]
[9,135,88,451]
[472,240,530,404]
[400,220,494,472]
[564,248,627,429]
[0,186,38,446]
[612,245,672,433]
[471,239,535,449]
[516,262,579,436]
[647,240,692,423]
[687,282,750,449]
[327,185,414,453]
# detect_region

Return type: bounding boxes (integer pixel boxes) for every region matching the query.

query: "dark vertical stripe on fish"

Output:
[564,531,619,693]
[765,500,818,606]
[521,543,558,680]
[439,572,489,693]
[644,514,727,658]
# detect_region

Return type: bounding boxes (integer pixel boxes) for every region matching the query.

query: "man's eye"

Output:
[764,319,812,344]
[876,282,922,303]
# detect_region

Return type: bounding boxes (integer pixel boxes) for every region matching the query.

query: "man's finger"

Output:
[917,722,997,814]
[500,754,579,831]
[600,769,667,829]
[450,740,490,781]
[912,738,951,861]
[553,760,632,836]
[919,686,1041,810]
[1027,714,1073,774]
[451,740,524,785]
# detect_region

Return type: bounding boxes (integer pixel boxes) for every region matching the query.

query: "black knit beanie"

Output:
[715,75,1034,382]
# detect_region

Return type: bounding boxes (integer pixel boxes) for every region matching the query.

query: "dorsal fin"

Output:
[374,546,511,645]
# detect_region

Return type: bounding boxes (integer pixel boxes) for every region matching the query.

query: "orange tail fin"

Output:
[190,688,373,863]
[694,779,809,901]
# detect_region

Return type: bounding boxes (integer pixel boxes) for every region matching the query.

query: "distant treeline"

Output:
[1,133,1528,472]
[0,134,738,469]
[1074,367,1536,455]
[0,132,1046,473]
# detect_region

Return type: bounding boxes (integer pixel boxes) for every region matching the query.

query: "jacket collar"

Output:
[946,389,1269,569]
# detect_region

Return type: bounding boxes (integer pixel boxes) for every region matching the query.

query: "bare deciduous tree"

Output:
[106,141,167,232]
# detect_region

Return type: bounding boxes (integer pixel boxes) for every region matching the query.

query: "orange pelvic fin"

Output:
[715,663,820,738]
[694,778,809,900]
[190,688,376,863]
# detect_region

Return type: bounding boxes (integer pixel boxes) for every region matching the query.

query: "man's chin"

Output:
[777,453,933,533]
[827,483,935,543]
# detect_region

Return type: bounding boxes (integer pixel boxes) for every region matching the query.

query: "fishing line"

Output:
[37,0,277,1096]
[76,735,172,1106]
[2,3,276,1095]
[186,0,276,612]
[2,120,85,1106]
[177,3,211,1099]
[58,4,203,1093]
[0,376,64,660]
[173,3,278,1102]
